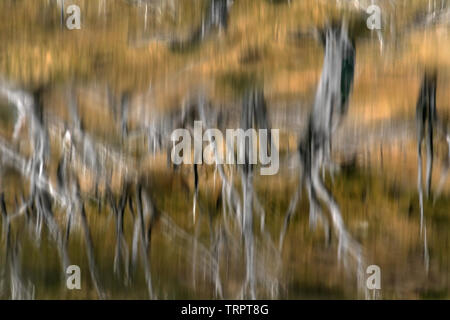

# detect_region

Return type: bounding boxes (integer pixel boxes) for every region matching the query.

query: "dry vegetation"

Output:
[0,0,449,299]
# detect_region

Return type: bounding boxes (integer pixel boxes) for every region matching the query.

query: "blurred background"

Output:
[0,0,449,299]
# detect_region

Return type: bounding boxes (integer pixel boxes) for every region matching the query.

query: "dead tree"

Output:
[416,71,437,202]
[415,70,438,273]
[239,88,272,299]
[170,0,232,51]
[279,22,364,285]
[184,90,280,299]
[0,79,106,299]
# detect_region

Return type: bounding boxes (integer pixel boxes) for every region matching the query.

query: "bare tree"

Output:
[279,22,364,291]
[170,0,233,51]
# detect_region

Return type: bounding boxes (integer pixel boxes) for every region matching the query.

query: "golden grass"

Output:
[0,0,449,299]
